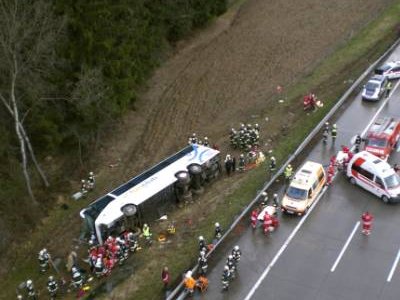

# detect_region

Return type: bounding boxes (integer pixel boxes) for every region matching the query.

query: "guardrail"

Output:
[167,38,400,300]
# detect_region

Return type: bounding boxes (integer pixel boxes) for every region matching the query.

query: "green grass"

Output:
[2,1,400,300]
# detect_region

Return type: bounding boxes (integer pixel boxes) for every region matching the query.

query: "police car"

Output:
[375,61,400,80]
[361,75,388,101]
[347,151,400,203]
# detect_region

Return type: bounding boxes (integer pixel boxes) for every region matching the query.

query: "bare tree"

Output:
[0,0,64,202]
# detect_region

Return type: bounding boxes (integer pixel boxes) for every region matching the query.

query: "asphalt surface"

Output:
[187,46,400,300]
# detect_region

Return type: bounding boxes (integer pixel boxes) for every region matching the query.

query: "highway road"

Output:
[187,45,400,300]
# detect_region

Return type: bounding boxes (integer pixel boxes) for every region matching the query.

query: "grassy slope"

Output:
[2,1,400,300]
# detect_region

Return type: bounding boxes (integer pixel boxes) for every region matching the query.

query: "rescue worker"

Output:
[71,266,83,289]
[161,266,170,290]
[284,164,293,181]
[270,156,276,172]
[322,127,329,144]
[230,128,237,148]
[226,255,236,278]
[260,191,268,208]
[198,250,208,275]
[254,123,260,134]
[386,81,393,98]
[38,248,51,273]
[331,124,337,144]
[263,213,273,235]
[142,224,152,244]
[94,255,106,278]
[196,275,209,293]
[221,265,231,290]
[80,179,87,194]
[47,276,58,299]
[125,231,138,252]
[394,164,400,173]
[323,122,330,134]
[225,154,233,176]
[184,271,196,296]
[272,193,280,207]
[232,155,237,172]
[354,134,362,153]
[198,236,207,253]
[203,137,210,147]
[232,245,241,263]
[87,171,95,190]
[250,208,259,229]
[214,222,222,240]
[238,154,246,172]
[361,211,374,235]
[26,280,37,300]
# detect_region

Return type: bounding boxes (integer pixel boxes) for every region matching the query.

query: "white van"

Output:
[346,151,400,203]
[281,161,326,216]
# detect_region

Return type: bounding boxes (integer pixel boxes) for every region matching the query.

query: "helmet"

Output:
[26,279,33,286]
[185,270,193,278]
[200,251,205,257]
[240,123,245,128]
[89,171,94,176]
[224,265,229,271]
[199,236,204,241]
[255,123,259,128]
[325,122,329,126]
[72,267,77,273]
[48,276,54,281]
[143,224,148,228]
[81,179,85,183]
[228,255,233,260]
[271,156,275,160]
[333,124,337,128]
[261,192,267,197]
[204,137,208,140]
[192,133,196,137]
[215,222,220,227]
[273,193,278,198]
[288,164,291,168]
[247,124,252,128]
[234,245,240,251]
[240,154,244,158]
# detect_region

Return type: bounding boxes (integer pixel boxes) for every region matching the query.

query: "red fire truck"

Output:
[364,117,400,160]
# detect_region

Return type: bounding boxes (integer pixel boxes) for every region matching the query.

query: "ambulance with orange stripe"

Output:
[347,151,400,203]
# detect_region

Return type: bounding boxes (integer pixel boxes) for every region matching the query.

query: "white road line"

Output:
[243,186,327,300]
[361,80,400,137]
[387,248,400,282]
[330,221,360,272]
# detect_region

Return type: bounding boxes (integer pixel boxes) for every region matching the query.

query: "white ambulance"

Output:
[346,151,400,203]
[281,161,326,216]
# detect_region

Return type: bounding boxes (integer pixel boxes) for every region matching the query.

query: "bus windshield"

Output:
[286,186,308,201]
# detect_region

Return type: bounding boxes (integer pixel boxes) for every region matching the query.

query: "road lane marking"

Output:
[361,79,400,137]
[330,221,360,272]
[387,248,400,282]
[243,186,328,300]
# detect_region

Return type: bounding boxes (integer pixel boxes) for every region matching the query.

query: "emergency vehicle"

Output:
[347,151,400,203]
[364,117,400,160]
[281,161,326,216]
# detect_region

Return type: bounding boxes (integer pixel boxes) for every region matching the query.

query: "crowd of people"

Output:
[229,123,260,151]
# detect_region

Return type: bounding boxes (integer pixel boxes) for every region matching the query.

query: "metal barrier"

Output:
[167,38,400,300]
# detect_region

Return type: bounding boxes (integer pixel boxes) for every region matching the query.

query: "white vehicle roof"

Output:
[349,151,394,178]
[93,145,219,228]
[290,161,323,189]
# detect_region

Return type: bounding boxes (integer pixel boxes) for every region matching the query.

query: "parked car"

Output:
[347,151,400,203]
[281,161,326,216]
[375,61,400,80]
[361,75,388,101]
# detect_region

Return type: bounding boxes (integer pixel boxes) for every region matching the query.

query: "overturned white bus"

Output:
[80,145,221,244]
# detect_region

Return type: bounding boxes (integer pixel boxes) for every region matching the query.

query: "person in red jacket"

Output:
[263,213,273,235]
[361,211,374,235]
[250,208,259,229]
